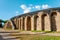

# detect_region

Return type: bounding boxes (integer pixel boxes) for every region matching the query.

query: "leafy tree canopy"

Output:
[0,19,8,23]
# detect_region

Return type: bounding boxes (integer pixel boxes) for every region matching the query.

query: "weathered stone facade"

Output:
[4,8,60,31]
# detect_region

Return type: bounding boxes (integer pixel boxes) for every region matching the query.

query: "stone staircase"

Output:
[0,33,20,40]
[0,30,42,40]
[0,29,21,40]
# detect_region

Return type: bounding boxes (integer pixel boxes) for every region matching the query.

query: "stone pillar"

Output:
[18,19,19,30]
[16,18,17,28]
[37,12,43,31]
[36,15,41,30]
[19,18,21,30]
[12,19,16,29]
[10,20,14,30]
[25,17,27,31]
[21,17,25,31]
[14,19,16,25]
[45,14,50,31]
[20,17,23,31]
[31,16,34,30]
[16,18,19,29]
[18,18,20,30]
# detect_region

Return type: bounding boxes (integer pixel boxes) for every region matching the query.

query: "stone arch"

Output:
[6,22,11,28]
[12,18,17,29]
[41,14,47,31]
[34,15,39,30]
[4,20,14,30]
[26,16,31,31]
[50,12,57,31]
[13,18,18,29]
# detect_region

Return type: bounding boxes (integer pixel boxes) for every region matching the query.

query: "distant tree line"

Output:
[0,19,8,28]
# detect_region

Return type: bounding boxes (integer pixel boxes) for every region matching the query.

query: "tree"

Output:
[0,19,8,28]
[3,20,8,23]
[0,19,4,22]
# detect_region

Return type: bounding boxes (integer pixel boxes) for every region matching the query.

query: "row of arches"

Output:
[13,12,57,31]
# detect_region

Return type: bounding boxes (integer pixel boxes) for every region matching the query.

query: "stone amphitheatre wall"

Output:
[4,8,60,31]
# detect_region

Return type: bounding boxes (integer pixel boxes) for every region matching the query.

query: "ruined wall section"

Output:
[4,20,14,30]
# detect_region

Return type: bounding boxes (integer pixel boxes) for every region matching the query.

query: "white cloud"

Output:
[20,4,51,13]
[24,9,30,13]
[20,4,32,13]
[20,4,27,10]
[23,7,32,13]
[28,7,32,10]
[35,5,40,10]
[42,4,50,9]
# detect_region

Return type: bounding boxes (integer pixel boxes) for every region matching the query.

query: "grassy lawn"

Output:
[9,34,60,40]
[31,35,60,40]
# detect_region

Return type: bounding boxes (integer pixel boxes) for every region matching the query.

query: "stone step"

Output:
[4,38,19,40]
[0,30,19,33]
[0,32,20,40]
[2,35,20,40]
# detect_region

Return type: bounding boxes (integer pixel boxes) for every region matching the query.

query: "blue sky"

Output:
[0,0,60,20]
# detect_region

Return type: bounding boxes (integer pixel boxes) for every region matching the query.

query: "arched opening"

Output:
[50,12,57,31]
[27,16,31,31]
[6,21,12,29]
[41,14,47,31]
[20,19,21,30]
[16,19,19,29]
[22,17,25,30]
[34,15,39,30]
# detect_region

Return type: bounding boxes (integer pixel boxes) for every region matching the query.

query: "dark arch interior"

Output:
[22,18,25,30]
[20,19,21,30]
[50,12,57,31]
[34,15,39,30]
[41,14,47,31]
[27,16,31,31]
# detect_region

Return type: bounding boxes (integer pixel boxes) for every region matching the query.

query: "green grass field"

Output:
[31,35,60,40]
[9,34,60,40]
